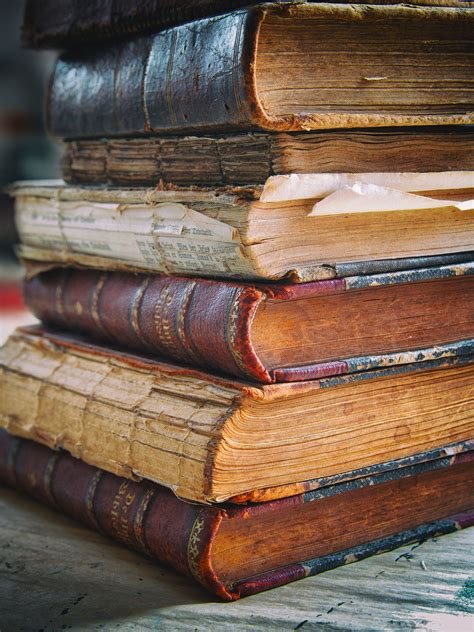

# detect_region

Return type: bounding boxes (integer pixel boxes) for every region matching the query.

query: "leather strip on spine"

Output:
[89,273,111,338]
[129,276,152,348]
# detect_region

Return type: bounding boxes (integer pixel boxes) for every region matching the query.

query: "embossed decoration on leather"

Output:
[90,273,110,337]
[129,276,152,347]
[173,279,203,366]
[133,487,156,556]
[187,514,205,582]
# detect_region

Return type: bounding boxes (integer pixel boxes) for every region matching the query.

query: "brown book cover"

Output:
[47,4,474,138]
[23,0,474,49]
[23,264,474,383]
[0,429,472,600]
[1,326,473,503]
[61,127,474,187]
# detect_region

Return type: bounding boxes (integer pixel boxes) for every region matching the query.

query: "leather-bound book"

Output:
[46,4,474,138]
[23,264,474,383]
[0,429,473,599]
[11,175,474,282]
[1,326,473,504]
[23,0,474,49]
[61,128,474,187]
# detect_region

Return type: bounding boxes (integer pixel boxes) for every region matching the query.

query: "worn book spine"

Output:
[61,128,474,186]
[23,266,474,383]
[1,430,473,600]
[0,429,229,599]
[23,0,474,49]
[47,4,474,138]
[23,268,276,382]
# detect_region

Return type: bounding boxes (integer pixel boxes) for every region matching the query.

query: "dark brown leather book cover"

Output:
[1,429,473,600]
[23,0,474,49]
[23,264,474,383]
[46,4,474,138]
[61,127,474,187]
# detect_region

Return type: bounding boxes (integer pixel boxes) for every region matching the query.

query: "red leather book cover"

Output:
[1,429,473,600]
[24,265,474,383]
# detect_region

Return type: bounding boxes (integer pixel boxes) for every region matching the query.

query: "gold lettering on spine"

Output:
[130,276,151,346]
[226,288,255,379]
[110,480,136,548]
[153,282,182,358]
[187,515,205,582]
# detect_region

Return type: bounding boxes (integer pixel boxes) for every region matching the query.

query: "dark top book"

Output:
[23,0,474,49]
[1,429,473,599]
[23,263,474,383]
[47,4,474,138]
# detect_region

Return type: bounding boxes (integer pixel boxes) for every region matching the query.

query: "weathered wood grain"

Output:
[0,487,472,631]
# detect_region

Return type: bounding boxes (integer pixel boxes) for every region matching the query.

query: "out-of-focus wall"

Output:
[0,0,59,260]
[0,0,58,335]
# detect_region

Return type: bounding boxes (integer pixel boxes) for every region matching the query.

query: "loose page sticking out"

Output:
[260,172,474,203]
[309,184,474,217]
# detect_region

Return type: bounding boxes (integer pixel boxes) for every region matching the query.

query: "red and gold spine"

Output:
[23,268,344,383]
[0,429,232,599]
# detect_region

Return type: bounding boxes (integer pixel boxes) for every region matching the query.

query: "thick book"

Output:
[0,429,473,599]
[62,127,474,187]
[47,4,474,138]
[23,0,474,49]
[23,264,474,383]
[12,175,474,282]
[1,326,473,504]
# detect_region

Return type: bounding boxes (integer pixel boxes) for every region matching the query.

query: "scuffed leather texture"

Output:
[23,268,345,383]
[1,430,473,600]
[48,9,260,137]
[0,429,232,600]
[23,0,474,49]
[46,3,474,138]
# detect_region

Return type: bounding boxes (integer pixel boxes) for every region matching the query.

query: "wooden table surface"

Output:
[0,486,472,632]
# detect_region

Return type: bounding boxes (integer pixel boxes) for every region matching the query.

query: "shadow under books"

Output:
[0,486,214,630]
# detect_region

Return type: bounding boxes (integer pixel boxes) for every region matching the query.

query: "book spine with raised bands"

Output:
[48,8,263,138]
[24,268,271,382]
[0,429,234,599]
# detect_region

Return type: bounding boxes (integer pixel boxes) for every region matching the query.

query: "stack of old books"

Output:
[1,1,473,600]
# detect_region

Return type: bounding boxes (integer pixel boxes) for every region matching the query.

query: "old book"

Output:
[1,326,473,504]
[12,175,474,282]
[23,0,474,49]
[23,264,474,383]
[61,127,474,187]
[47,4,474,138]
[1,429,473,599]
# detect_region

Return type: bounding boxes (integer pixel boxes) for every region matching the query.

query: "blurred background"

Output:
[0,0,59,342]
